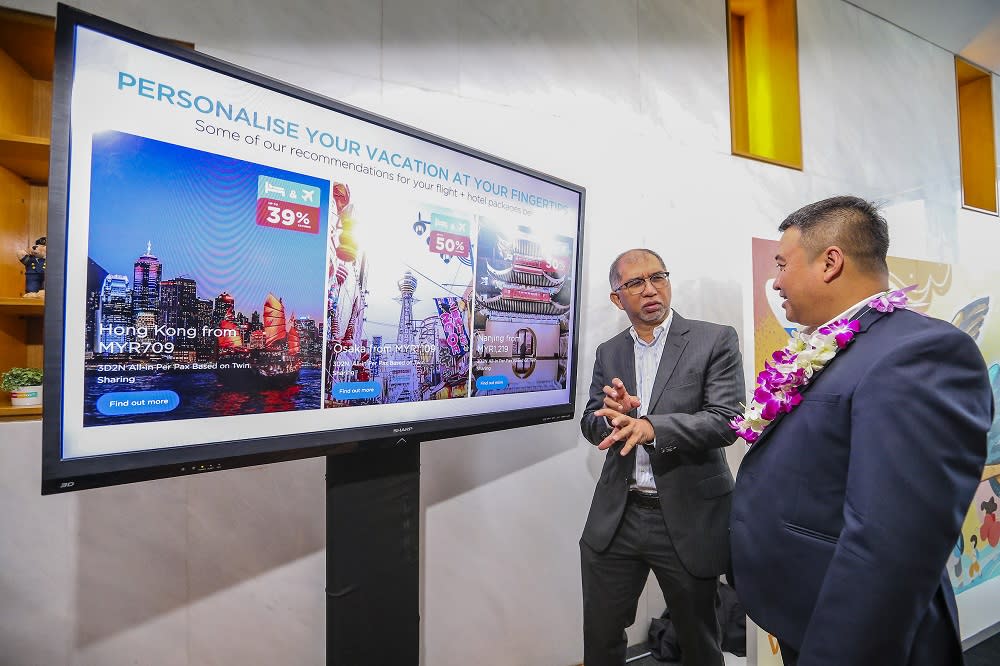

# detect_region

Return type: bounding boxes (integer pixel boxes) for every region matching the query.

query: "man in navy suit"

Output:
[730,196,994,665]
[580,248,744,666]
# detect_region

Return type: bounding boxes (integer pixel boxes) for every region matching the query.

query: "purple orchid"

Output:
[762,363,806,391]
[757,363,783,389]
[869,284,916,312]
[818,318,861,348]
[759,353,807,389]
[730,416,761,443]
[772,348,798,364]
[754,386,803,420]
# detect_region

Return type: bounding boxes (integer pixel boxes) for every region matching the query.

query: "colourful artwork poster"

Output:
[323,184,474,406]
[84,131,329,425]
[751,237,1000,597]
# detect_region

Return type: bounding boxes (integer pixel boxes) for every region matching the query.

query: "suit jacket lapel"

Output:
[743,308,889,458]
[647,314,690,413]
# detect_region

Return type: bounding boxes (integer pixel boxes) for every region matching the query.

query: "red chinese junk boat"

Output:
[218,293,301,387]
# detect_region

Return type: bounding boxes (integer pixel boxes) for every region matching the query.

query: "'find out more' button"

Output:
[97,391,180,416]
[332,381,381,400]
[476,376,508,391]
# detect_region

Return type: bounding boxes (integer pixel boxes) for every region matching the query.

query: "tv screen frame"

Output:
[41,4,586,494]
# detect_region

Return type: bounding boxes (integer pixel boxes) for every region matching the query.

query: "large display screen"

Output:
[42,6,584,493]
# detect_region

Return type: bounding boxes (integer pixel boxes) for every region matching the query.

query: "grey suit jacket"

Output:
[580,312,745,578]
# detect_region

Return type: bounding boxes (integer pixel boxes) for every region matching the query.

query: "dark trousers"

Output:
[581,499,723,666]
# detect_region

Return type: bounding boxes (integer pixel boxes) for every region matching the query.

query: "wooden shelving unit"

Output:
[0,296,45,316]
[0,7,53,422]
[0,132,50,183]
[0,394,42,419]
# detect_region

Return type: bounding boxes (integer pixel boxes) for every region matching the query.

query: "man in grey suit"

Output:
[580,249,745,666]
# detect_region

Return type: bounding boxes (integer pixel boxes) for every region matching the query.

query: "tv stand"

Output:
[326,439,420,664]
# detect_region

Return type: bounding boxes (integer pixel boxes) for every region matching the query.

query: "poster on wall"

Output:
[750,237,1000,658]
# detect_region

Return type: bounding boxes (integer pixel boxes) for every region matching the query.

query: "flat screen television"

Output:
[42,5,585,494]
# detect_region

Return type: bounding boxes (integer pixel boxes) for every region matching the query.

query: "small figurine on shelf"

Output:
[16,236,46,298]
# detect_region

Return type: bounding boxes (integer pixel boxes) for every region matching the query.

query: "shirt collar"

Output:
[629,309,673,347]
[800,292,883,337]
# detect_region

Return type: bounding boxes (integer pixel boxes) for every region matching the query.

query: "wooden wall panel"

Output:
[28,184,46,243]
[0,311,28,370]
[0,48,33,135]
[32,79,52,138]
[0,165,29,298]
[24,317,42,367]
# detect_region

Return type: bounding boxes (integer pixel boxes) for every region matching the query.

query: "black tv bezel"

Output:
[41,4,586,495]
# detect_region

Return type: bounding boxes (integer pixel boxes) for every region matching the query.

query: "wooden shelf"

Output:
[0,297,44,316]
[0,7,54,81]
[0,393,42,420]
[0,7,52,421]
[0,131,49,183]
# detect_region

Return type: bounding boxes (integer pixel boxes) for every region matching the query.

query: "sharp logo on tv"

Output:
[42,6,585,493]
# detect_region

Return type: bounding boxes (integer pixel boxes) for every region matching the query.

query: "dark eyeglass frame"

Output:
[614,271,670,295]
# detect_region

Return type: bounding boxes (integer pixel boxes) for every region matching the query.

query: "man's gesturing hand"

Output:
[595,378,654,456]
[601,377,641,413]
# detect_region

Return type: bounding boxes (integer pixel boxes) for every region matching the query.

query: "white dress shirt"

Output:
[628,309,673,494]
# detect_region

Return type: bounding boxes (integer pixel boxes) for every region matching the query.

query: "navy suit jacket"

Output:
[731,308,994,665]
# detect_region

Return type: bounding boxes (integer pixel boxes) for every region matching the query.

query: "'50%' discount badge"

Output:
[427,212,470,258]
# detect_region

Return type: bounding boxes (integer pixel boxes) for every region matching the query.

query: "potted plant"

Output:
[1,367,43,407]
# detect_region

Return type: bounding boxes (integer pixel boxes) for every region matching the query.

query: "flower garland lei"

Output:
[730,286,914,443]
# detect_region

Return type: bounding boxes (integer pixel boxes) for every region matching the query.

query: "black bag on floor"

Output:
[648,607,682,662]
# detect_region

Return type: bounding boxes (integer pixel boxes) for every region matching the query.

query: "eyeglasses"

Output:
[614,271,670,295]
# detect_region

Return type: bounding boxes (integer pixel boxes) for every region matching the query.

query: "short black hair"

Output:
[609,249,666,288]
[778,196,889,275]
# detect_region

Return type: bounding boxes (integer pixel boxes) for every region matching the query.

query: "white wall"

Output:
[1,1,998,665]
